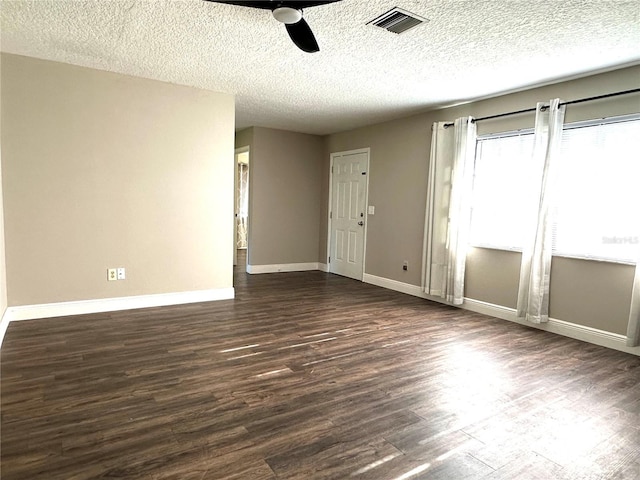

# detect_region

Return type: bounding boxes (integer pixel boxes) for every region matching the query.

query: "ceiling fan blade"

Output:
[278,1,341,8]
[206,1,342,11]
[205,1,276,9]
[285,18,319,53]
[206,0,341,53]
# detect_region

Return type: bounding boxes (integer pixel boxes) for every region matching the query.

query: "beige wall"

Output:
[324,115,429,283]
[1,54,235,305]
[235,127,253,151]
[325,65,640,335]
[549,257,634,334]
[465,248,521,309]
[245,127,324,266]
[0,56,7,317]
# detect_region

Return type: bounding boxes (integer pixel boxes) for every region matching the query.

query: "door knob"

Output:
[358,221,364,226]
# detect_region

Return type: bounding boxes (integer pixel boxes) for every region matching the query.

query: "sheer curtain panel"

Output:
[423,117,476,305]
[627,249,640,347]
[516,99,566,324]
[423,122,454,298]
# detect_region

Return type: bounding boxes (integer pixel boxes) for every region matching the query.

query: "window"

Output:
[469,114,640,263]
[553,117,640,263]
[469,131,534,250]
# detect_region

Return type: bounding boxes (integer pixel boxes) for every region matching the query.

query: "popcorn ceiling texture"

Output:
[1,0,639,135]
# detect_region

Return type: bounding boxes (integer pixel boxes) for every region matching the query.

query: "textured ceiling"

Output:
[1,0,639,135]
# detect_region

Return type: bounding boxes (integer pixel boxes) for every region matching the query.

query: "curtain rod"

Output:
[443,87,640,127]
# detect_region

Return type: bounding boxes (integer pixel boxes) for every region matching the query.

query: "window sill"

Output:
[469,244,522,254]
[551,252,636,266]
[469,245,637,266]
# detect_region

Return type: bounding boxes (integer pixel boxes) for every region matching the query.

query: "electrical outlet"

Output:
[403,261,408,271]
[107,268,117,281]
[117,267,126,280]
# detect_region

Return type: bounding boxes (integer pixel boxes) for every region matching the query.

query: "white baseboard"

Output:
[460,297,517,323]
[4,288,235,322]
[363,273,639,356]
[247,263,320,274]
[364,273,423,297]
[462,298,638,355]
[363,273,449,304]
[0,288,234,349]
[318,263,329,273]
[0,311,10,349]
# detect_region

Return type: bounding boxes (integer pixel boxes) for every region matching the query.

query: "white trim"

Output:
[462,298,638,356]
[365,273,423,297]
[460,297,516,322]
[0,311,10,348]
[326,155,334,267]
[235,145,251,269]
[363,273,449,304]
[363,272,639,356]
[246,263,320,274]
[327,147,371,281]
[318,263,329,273]
[361,150,371,281]
[0,288,235,349]
[3,288,234,323]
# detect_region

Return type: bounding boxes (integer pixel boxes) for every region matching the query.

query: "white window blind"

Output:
[469,115,640,264]
[469,132,535,250]
[553,117,640,263]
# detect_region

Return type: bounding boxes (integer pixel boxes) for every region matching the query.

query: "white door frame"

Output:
[326,147,370,281]
[234,146,250,267]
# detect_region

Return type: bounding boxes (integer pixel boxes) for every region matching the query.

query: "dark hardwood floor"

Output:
[2,251,640,479]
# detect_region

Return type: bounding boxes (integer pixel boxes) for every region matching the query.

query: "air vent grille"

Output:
[367,7,428,34]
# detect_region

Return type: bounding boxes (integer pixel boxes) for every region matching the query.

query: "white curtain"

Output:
[516,99,566,324]
[627,249,640,347]
[423,117,476,305]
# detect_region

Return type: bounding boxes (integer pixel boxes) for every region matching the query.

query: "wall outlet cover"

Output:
[107,268,117,281]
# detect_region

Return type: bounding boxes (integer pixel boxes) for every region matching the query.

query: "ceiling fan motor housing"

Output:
[207,0,344,52]
[272,7,302,24]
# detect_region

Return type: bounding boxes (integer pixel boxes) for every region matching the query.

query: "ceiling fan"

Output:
[206,1,342,53]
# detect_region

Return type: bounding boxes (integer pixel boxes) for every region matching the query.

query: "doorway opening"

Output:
[234,147,250,269]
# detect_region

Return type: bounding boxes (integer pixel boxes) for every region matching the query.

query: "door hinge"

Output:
[329,256,331,263]
[330,211,332,219]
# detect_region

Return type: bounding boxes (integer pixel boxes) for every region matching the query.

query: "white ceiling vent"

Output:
[367,7,428,34]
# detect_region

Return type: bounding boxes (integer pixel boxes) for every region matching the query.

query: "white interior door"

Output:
[329,150,369,280]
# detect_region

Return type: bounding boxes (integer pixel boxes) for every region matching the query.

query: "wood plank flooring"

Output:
[2,255,640,479]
